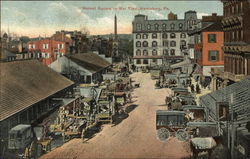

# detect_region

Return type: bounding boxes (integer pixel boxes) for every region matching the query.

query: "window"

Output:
[136,49,141,56]
[179,23,183,30]
[208,50,219,61]
[163,49,169,56]
[136,34,141,39]
[162,33,168,39]
[43,44,49,49]
[29,44,35,49]
[143,50,148,56]
[218,102,229,121]
[170,41,176,47]
[170,49,175,56]
[136,41,141,47]
[152,41,157,47]
[155,24,159,31]
[208,34,216,43]
[163,40,168,47]
[136,23,142,31]
[152,49,157,56]
[58,43,64,49]
[143,34,148,39]
[181,40,186,46]
[180,33,186,38]
[152,59,157,63]
[143,59,148,64]
[152,33,157,39]
[232,31,235,40]
[170,33,176,39]
[136,59,141,64]
[143,41,148,47]
[170,23,175,30]
[162,24,166,31]
[147,24,151,31]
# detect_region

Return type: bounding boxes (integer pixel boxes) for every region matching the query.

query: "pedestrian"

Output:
[190,84,195,93]
[196,83,200,94]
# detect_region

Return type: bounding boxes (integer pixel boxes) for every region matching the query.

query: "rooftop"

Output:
[0,60,74,121]
[65,53,111,73]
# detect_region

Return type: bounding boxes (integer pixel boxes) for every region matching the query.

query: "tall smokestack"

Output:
[114,14,117,40]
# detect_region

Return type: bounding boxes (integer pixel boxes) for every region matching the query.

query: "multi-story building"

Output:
[132,11,200,67]
[190,14,224,82]
[27,39,67,65]
[211,0,250,90]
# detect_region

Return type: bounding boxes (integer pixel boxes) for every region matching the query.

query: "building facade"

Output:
[27,39,67,65]
[192,14,224,78]
[132,11,200,67]
[211,0,250,90]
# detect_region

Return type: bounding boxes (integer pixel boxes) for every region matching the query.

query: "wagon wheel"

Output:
[175,129,189,142]
[157,128,170,142]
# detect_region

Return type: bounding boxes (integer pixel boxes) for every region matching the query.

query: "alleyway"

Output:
[40,72,191,159]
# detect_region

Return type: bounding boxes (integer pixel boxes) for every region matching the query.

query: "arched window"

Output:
[143,41,148,47]
[147,24,151,31]
[143,50,148,56]
[179,23,183,30]
[170,23,175,30]
[136,34,141,39]
[163,49,169,56]
[155,24,159,31]
[181,40,186,46]
[136,41,141,47]
[162,24,167,31]
[152,49,157,56]
[163,40,168,47]
[170,33,176,38]
[152,41,158,47]
[162,33,168,39]
[152,33,157,39]
[181,33,186,38]
[170,41,176,47]
[136,49,141,56]
[143,34,148,39]
[170,49,175,56]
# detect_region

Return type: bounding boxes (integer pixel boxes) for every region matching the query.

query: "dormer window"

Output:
[171,23,175,30]
[162,24,167,31]
[179,23,183,30]
[147,24,151,31]
[155,24,159,31]
[136,23,142,31]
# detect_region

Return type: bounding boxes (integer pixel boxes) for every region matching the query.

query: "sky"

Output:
[1,1,223,37]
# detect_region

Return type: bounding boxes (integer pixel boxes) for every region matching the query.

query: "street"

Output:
[40,72,191,159]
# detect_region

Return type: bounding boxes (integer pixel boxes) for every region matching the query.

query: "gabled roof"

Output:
[65,53,111,73]
[200,76,250,121]
[0,60,74,121]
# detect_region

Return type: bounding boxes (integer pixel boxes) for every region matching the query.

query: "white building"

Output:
[132,11,201,67]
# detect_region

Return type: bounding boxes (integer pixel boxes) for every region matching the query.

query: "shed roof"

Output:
[0,60,74,121]
[66,53,111,73]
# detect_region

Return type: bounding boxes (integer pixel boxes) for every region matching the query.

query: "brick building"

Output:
[211,0,250,90]
[190,14,224,81]
[27,39,67,65]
